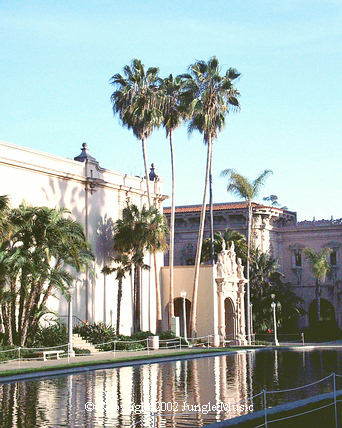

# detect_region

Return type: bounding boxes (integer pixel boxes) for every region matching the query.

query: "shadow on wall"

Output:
[96,215,116,266]
[41,174,106,323]
[96,215,116,325]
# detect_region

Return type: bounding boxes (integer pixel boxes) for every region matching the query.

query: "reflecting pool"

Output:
[1,349,342,427]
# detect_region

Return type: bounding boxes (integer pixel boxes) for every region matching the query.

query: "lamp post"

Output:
[250,303,254,343]
[271,302,279,346]
[68,288,75,358]
[180,291,187,342]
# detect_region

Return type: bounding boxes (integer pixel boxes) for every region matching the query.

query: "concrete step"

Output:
[72,334,99,353]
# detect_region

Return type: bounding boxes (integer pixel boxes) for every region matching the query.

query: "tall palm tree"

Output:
[110,59,164,328]
[220,169,272,343]
[304,247,332,321]
[110,59,163,204]
[183,57,240,337]
[160,74,187,328]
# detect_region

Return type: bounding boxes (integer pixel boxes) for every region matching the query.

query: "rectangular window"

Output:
[295,252,302,267]
[330,251,337,266]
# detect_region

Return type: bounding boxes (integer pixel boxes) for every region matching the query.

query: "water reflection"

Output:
[1,350,342,427]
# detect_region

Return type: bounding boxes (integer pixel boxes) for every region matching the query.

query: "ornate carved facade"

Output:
[164,203,342,329]
[215,242,247,344]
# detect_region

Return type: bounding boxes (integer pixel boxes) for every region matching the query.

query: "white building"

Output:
[0,140,166,335]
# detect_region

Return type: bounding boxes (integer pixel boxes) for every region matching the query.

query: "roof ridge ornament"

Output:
[149,163,159,181]
[74,142,98,164]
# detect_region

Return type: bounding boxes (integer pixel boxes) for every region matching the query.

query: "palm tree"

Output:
[160,74,187,328]
[112,203,168,332]
[250,249,304,333]
[110,59,164,328]
[201,228,247,263]
[304,247,332,321]
[220,169,273,343]
[0,195,11,243]
[110,59,163,204]
[102,253,131,334]
[263,194,288,210]
[0,204,93,345]
[183,56,240,337]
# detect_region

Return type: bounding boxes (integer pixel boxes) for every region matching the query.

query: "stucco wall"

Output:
[0,140,166,334]
[161,265,217,337]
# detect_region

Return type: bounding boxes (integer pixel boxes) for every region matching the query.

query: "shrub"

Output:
[74,347,91,355]
[74,323,157,351]
[159,330,177,340]
[303,320,342,342]
[74,322,116,345]
[131,331,154,340]
[33,321,68,347]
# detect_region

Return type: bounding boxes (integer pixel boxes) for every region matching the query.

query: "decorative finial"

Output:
[74,142,98,164]
[149,163,159,181]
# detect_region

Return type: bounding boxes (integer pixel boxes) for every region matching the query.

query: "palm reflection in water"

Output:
[1,350,342,427]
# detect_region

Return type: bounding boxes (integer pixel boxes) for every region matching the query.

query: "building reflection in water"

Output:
[2,350,342,427]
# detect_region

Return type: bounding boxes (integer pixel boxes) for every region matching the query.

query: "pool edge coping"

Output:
[1,343,341,383]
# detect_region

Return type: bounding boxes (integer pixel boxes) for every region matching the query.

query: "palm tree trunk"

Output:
[246,202,252,344]
[20,287,38,346]
[316,279,321,321]
[168,130,175,328]
[1,304,13,346]
[116,278,123,334]
[209,153,215,264]
[134,265,139,332]
[141,137,162,331]
[10,279,17,343]
[141,137,151,204]
[190,136,213,338]
[136,265,141,332]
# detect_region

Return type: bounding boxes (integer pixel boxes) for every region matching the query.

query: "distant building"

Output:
[164,203,342,330]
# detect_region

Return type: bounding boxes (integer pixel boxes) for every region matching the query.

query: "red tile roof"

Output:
[163,202,282,214]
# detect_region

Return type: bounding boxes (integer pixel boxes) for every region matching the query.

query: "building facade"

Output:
[161,242,247,343]
[0,140,166,335]
[164,203,342,330]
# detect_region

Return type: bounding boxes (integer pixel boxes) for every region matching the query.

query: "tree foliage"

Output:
[110,59,163,141]
[0,202,93,346]
[201,228,247,263]
[250,249,304,333]
[221,169,273,203]
[183,57,240,143]
[104,203,168,332]
[181,56,240,336]
[304,247,332,283]
[304,247,332,321]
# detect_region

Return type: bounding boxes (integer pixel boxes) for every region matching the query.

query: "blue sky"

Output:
[1,0,341,220]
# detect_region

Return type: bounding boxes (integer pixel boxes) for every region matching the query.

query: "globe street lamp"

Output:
[180,291,187,342]
[271,302,279,346]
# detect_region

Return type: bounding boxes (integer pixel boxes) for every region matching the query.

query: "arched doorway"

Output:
[224,298,235,340]
[174,297,191,337]
[309,298,335,325]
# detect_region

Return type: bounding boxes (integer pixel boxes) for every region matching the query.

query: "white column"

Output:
[217,290,225,339]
